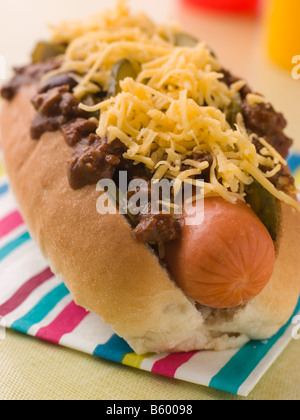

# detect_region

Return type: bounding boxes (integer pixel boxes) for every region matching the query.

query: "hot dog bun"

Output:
[1,84,300,354]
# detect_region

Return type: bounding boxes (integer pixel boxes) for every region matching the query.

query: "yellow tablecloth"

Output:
[1,329,300,400]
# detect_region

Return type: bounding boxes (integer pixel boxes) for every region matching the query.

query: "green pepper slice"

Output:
[174,33,198,47]
[31,41,66,63]
[244,179,279,241]
[225,101,242,128]
[108,59,137,97]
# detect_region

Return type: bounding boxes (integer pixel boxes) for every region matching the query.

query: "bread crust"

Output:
[1,85,300,354]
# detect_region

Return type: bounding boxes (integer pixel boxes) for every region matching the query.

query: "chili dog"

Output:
[1,0,300,355]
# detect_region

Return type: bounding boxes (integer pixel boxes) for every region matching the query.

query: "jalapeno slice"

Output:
[108,59,137,97]
[245,179,279,241]
[32,41,66,63]
[174,33,198,47]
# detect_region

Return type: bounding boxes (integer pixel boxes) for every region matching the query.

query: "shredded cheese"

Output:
[47,0,300,212]
[246,93,266,107]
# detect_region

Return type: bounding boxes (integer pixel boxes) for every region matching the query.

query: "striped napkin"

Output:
[1,152,300,397]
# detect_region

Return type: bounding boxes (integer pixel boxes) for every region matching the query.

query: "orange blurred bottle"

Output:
[267,0,300,71]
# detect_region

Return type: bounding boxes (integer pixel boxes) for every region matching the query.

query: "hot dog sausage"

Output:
[164,197,276,309]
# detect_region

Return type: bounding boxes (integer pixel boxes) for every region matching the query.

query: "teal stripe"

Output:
[0,231,31,262]
[93,334,133,363]
[209,299,300,394]
[10,283,70,334]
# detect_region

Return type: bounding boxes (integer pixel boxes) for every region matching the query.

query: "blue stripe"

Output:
[93,334,133,363]
[10,283,70,334]
[0,183,9,196]
[0,231,31,262]
[209,298,300,394]
[288,153,300,173]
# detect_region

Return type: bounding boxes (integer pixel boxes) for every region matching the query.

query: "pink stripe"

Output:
[151,352,197,378]
[0,211,24,239]
[0,267,54,317]
[35,301,88,344]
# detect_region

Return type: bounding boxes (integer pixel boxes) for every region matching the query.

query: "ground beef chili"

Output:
[0,62,295,246]
[37,73,78,94]
[68,134,118,189]
[30,85,89,139]
[241,101,293,159]
[221,68,293,159]
[132,213,181,243]
[191,151,214,183]
[61,118,98,147]
[221,68,252,100]
[260,164,295,191]
[0,60,60,101]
